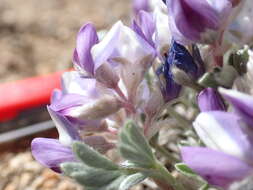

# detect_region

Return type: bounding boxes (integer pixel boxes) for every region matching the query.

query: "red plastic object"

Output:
[0,71,64,122]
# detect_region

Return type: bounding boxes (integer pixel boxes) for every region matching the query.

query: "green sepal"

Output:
[198,72,219,88]
[228,48,249,75]
[72,141,118,170]
[199,183,209,190]
[119,121,156,168]
[175,163,197,177]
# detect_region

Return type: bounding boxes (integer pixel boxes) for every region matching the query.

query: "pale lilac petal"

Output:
[48,106,81,146]
[61,71,98,98]
[193,111,253,164]
[91,21,122,71]
[219,88,253,126]
[31,138,76,173]
[153,7,171,54]
[228,0,253,44]
[50,93,88,112]
[91,21,155,71]
[50,89,63,105]
[181,147,252,189]
[83,136,115,154]
[133,0,149,16]
[75,23,99,74]
[136,11,155,47]
[132,21,147,43]
[198,88,226,112]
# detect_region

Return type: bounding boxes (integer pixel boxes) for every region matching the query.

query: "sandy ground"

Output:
[0,0,131,83]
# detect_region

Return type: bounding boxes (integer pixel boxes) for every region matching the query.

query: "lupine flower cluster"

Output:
[31,0,253,189]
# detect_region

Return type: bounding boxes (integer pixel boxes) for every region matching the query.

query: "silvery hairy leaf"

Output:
[61,141,148,190]
[119,121,156,168]
[72,141,118,170]
[85,176,127,190]
[61,162,121,187]
[119,173,147,190]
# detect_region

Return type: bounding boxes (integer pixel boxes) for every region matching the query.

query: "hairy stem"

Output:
[155,162,186,190]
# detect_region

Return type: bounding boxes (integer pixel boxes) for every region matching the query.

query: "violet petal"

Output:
[48,106,81,146]
[133,0,149,16]
[198,88,226,112]
[61,71,98,98]
[181,147,252,189]
[75,23,99,75]
[31,138,76,173]
[167,0,232,42]
[193,111,253,164]
[135,11,155,47]
[219,88,253,127]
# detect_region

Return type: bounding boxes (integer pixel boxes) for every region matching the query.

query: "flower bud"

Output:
[95,63,120,89]
[156,40,199,101]
[171,66,202,91]
[68,95,122,120]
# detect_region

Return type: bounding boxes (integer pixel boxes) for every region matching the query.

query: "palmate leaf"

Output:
[61,140,147,190]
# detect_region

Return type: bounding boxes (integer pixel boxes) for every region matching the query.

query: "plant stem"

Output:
[166,107,192,128]
[155,162,186,190]
[150,140,180,163]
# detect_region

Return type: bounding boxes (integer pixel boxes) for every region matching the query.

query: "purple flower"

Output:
[91,21,155,99]
[32,98,115,172]
[50,72,121,132]
[166,0,232,44]
[183,101,253,188]
[198,88,226,112]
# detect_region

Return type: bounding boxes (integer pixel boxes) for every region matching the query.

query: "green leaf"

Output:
[72,141,118,170]
[71,169,121,187]
[61,162,121,187]
[175,163,197,177]
[199,183,209,190]
[61,162,88,176]
[85,176,127,190]
[119,121,156,168]
[119,173,146,190]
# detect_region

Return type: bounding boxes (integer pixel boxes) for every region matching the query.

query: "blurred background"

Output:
[0,0,131,189]
[0,0,130,82]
